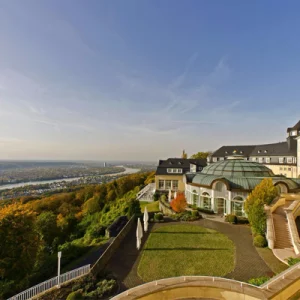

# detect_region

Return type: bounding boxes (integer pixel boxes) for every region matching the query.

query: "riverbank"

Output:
[0,166,140,191]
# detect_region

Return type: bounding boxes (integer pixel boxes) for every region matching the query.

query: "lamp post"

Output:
[57,251,62,288]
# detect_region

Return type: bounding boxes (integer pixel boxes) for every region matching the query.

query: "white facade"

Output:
[185,182,248,217]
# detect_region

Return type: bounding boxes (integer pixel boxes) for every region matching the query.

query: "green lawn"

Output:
[256,247,288,274]
[140,201,159,213]
[138,224,235,282]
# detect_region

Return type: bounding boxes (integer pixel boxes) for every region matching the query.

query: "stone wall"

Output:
[91,215,136,276]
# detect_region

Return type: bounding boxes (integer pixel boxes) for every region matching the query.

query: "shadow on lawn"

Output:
[144,247,230,251]
[152,231,217,234]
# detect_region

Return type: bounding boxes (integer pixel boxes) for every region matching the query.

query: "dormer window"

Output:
[258,150,261,153]
[240,151,243,154]
[225,151,228,154]
[264,150,268,153]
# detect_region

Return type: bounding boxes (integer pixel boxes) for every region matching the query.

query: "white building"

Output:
[185,156,300,217]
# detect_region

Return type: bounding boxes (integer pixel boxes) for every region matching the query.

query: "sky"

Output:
[1,0,300,161]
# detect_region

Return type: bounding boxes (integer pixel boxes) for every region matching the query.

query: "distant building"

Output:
[104,162,106,167]
[155,158,207,193]
[208,120,300,178]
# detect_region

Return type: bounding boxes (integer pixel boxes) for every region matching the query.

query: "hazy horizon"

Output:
[1,1,300,161]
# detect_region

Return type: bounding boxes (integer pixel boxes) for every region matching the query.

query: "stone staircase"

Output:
[273,206,292,249]
[272,203,297,263]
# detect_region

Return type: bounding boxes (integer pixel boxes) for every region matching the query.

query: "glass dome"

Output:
[201,158,275,177]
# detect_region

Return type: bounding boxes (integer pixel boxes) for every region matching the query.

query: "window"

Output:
[231,201,244,217]
[252,157,256,162]
[198,166,203,171]
[288,168,291,171]
[213,157,217,162]
[240,151,243,154]
[172,180,178,190]
[291,130,297,136]
[258,157,263,163]
[225,151,228,154]
[284,167,287,171]
[165,180,171,189]
[279,157,284,164]
[279,167,283,171]
[201,192,211,209]
[265,157,270,163]
[159,180,164,189]
[287,157,293,164]
[167,168,182,173]
[219,157,224,161]
[258,150,261,153]
[264,150,268,153]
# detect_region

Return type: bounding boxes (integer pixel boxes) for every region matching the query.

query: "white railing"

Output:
[260,262,300,290]
[8,264,91,300]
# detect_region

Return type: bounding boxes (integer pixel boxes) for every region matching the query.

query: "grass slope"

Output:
[138,224,235,282]
[140,201,159,212]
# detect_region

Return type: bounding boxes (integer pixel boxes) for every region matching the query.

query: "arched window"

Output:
[201,192,211,209]
[231,196,244,216]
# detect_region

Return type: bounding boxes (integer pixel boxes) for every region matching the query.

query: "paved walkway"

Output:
[105,218,273,292]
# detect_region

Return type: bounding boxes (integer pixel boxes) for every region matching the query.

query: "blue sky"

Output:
[1,0,300,161]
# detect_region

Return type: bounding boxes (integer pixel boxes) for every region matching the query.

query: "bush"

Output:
[154,213,164,222]
[286,257,300,266]
[67,290,84,300]
[153,192,160,201]
[191,210,199,217]
[248,276,270,286]
[237,216,249,224]
[170,211,201,222]
[253,235,267,248]
[225,214,237,224]
[197,207,215,214]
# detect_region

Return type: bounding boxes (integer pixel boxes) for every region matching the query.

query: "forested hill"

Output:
[0,171,155,299]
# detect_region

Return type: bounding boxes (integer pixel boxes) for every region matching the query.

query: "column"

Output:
[227,191,232,215]
[211,190,215,211]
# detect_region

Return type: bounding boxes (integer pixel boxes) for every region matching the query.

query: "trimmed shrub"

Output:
[154,213,164,222]
[191,210,199,217]
[237,216,249,224]
[225,214,237,224]
[153,192,160,201]
[286,257,300,266]
[66,290,84,300]
[197,207,215,214]
[253,235,267,248]
[248,276,270,286]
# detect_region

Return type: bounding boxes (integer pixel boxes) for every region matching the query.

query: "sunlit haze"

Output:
[1,0,300,161]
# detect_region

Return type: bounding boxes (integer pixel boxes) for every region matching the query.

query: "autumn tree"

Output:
[245,178,278,235]
[170,192,187,213]
[190,151,212,160]
[0,204,41,283]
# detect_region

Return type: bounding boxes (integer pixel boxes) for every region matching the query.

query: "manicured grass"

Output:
[140,201,159,213]
[138,224,235,282]
[256,247,288,274]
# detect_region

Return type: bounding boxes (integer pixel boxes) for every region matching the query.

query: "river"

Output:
[0,166,140,191]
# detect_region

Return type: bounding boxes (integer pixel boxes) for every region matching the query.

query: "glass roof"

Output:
[201,159,275,177]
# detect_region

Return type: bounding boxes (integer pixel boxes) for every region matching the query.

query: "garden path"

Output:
[105,218,272,292]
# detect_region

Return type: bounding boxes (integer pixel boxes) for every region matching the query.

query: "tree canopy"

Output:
[189,151,212,160]
[244,178,278,235]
